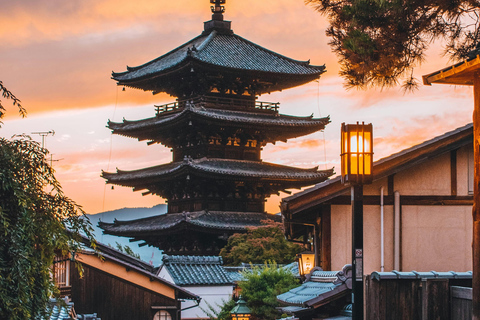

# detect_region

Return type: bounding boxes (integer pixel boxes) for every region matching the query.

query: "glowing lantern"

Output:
[341,122,373,185]
[297,251,316,276]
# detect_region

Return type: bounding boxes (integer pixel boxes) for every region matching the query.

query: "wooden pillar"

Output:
[321,205,332,271]
[473,72,480,320]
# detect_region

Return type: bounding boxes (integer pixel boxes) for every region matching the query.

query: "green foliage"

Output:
[219,219,302,266]
[115,242,141,259]
[0,135,95,320]
[0,81,25,122]
[238,262,299,320]
[200,298,236,320]
[306,0,480,91]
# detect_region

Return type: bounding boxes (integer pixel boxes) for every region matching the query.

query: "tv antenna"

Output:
[31,130,55,148]
[49,154,64,167]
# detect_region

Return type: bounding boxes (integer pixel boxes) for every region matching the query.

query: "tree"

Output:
[306,0,480,90]
[200,298,237,320]
[0,81,25,121]
[114,242,141,260]
[219,219,302,266]
[238,262,299,320]
[0,83,94,320]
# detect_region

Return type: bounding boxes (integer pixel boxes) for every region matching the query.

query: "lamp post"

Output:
[340,122,373,320]
[230,296,251,320]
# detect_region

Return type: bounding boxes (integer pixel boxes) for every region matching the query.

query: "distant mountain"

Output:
[85,204,167,266]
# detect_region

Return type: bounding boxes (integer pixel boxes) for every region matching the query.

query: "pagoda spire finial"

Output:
[210,0,225,21]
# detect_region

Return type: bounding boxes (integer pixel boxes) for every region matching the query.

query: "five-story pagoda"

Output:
[100,0,334,255]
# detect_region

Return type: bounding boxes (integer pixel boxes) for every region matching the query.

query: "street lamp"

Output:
[230,296,251,320]
[340,122,373,320]
[297,251,316,277]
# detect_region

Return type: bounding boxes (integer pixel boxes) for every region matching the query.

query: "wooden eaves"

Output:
[423,55,480,86]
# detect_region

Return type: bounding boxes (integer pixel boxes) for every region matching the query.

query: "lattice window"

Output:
[53,256,70,287]
[153,310,172,320]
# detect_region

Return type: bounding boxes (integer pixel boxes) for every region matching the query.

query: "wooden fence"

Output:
[450,286,472,320]
[365,275,472,320]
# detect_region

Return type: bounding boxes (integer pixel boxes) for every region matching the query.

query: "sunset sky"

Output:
[0,0,475,215]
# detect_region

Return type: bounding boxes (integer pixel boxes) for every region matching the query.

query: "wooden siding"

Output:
[70,263,179,320]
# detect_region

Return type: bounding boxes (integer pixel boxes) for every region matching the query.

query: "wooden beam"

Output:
[327,195,472,206]
[321,205,331,271]
[388,175,394,196]
[451,149,458,196]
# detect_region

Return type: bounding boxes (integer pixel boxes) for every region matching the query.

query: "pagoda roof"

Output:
[112,29,325,94]
[99,210,281,236]
[108,103,330,144]
[102,157,334,189]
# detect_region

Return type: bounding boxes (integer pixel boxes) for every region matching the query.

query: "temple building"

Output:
[99,0,333,255]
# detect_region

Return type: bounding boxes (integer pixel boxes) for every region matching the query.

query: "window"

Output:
[53,255,70,287]
[153,310,172,320]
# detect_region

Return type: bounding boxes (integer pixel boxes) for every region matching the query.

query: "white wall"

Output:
[157,267,234,319]
[180,286,234,320]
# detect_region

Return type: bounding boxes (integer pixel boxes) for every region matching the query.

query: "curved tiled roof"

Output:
[277,265,352,307]
[112,31,325,82]
[108,104,329,144]
[161,255,233,286]
[102,157,334,187]
[99,211,281,235]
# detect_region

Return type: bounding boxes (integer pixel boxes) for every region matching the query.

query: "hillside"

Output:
[86,204,167,265]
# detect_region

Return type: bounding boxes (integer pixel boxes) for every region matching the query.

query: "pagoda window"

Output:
[226,137,241,146]
[247,140,257,148]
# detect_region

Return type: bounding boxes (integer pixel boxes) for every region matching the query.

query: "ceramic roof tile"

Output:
[277,265,352,307]
[102,157,334,185]
[162,255,233,286]
[108,104,329,132]
[112,31,324,82]
[99,211,281,235]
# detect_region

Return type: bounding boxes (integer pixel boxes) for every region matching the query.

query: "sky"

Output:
[0,0,475,215]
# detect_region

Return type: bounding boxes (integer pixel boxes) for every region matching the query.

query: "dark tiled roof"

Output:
[99,211,282,235]
[277,265,352,308]
[112,31,325,82]
[161,255,233,286]
[108,103,329,143]
[44,299,76,320]
[102,157,334,187]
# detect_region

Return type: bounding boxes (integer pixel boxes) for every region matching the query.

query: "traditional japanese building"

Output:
[99,0,333,255]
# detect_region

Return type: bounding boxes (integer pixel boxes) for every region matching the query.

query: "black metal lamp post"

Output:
[340,122,373,320]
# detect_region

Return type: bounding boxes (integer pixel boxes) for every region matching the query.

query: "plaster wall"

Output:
[180,286,234,319]
[401,205,472,271]
[330,204,394,274]
[393,152,451,195]
[330,145,473,273]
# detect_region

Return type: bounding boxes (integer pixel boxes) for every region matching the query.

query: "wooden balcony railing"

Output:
[155,96,279,116]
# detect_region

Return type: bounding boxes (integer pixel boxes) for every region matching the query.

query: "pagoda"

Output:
[99,0,334,255]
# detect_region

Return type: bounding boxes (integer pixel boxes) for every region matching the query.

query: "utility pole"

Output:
[31,130,55,149]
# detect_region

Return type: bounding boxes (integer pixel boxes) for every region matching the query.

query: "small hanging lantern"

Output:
[230,296,251,320]
[297,251,316,276]
[340,122,373,185]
